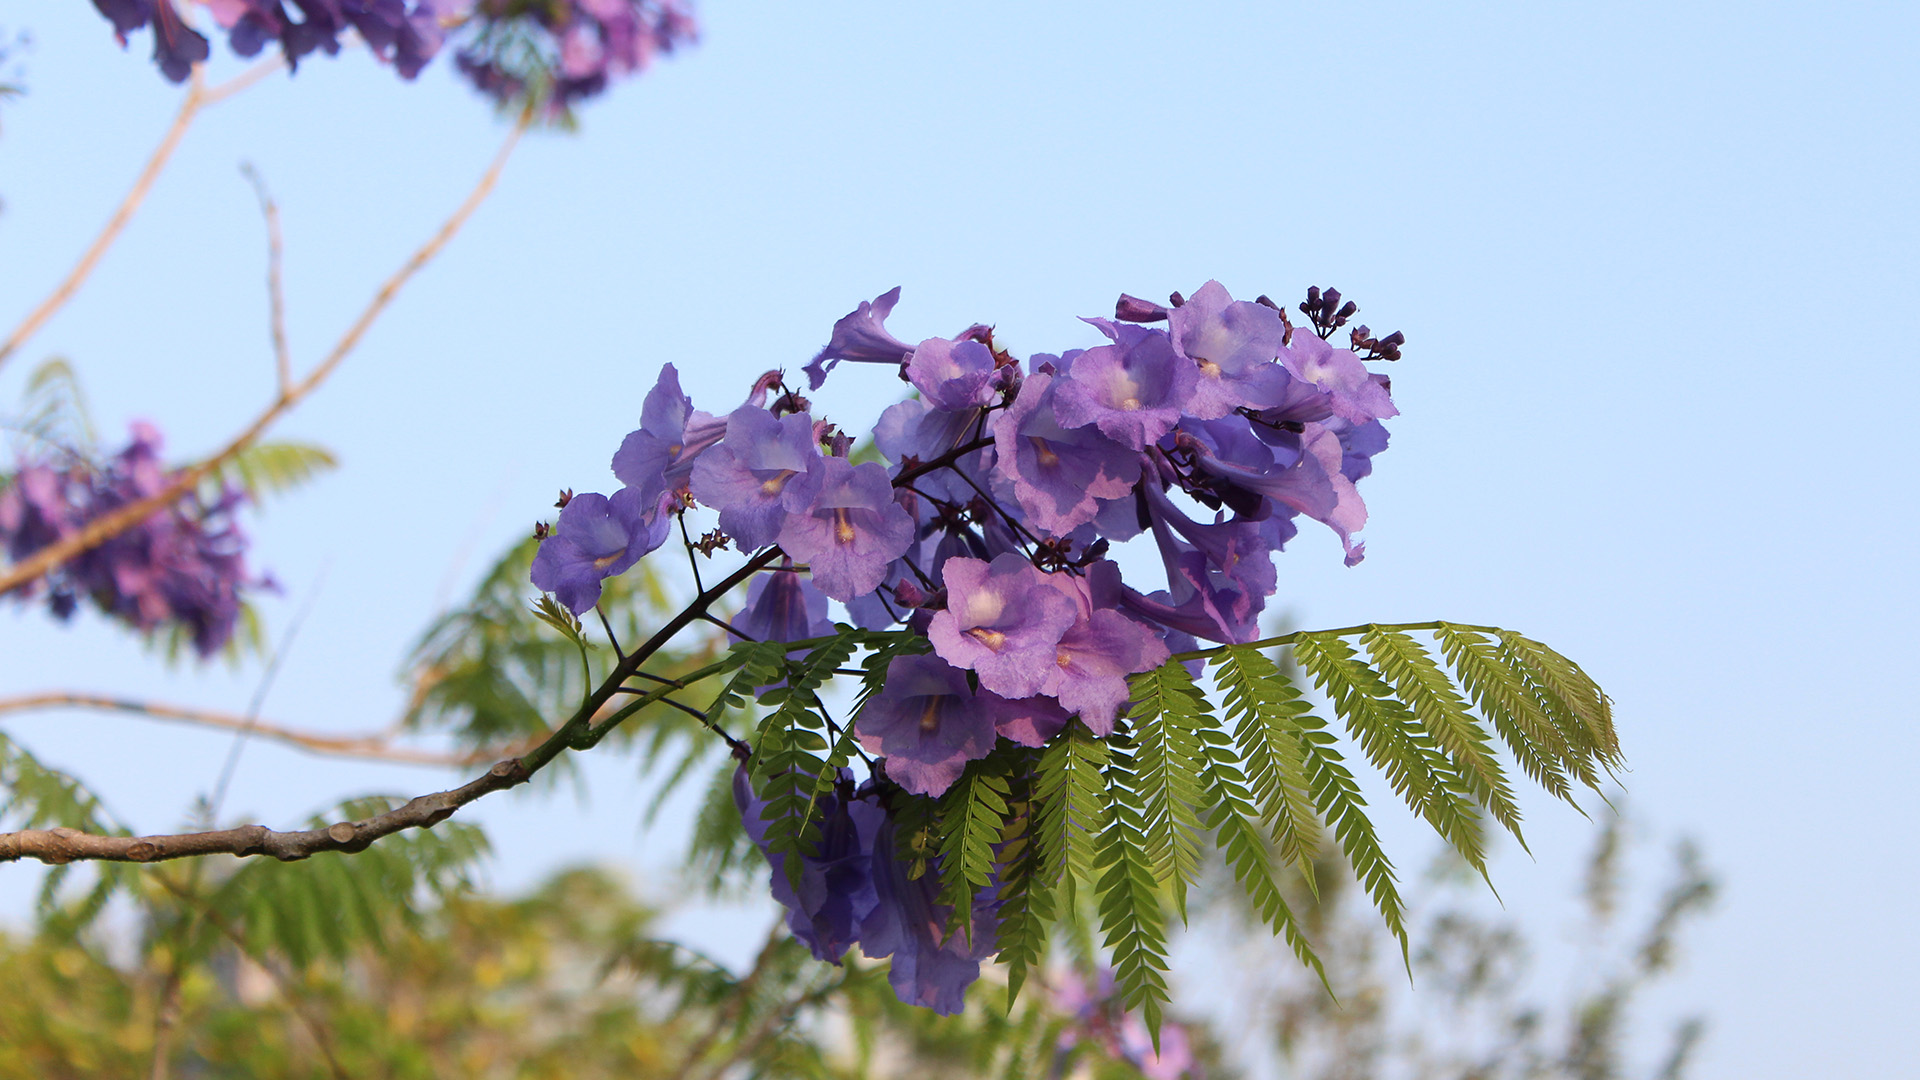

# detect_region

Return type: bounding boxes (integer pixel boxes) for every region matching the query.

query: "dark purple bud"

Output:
[1114,294,1171,323]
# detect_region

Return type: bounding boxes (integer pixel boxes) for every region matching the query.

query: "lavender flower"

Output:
[990,373,1141,536]
[1051,320,1196,450]
[855,654,1006,796]
[612,363,727,509]
[688,405,820,551]
[777,456,915,602]
[1167,280,1291,420]
[529,485,671,614]
[859,814,999,1015]
[730,562,833,643]
[925,553,1078,700]
[803,287,913,390]
[733,765,882,963]
[1278,329,1400,426]
[905,336,1000,412]
[1035,561,1169,735]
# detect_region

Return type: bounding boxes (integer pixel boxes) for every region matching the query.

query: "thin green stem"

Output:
[1167,620,1505,662]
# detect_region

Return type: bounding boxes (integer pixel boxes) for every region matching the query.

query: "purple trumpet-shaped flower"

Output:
[1117,482,1268,645]
[1330,416,1390,482]
[530,486,671,614]
[804,287,914,390]
[857,653,1056,796]
[859,814,1000,1015]
[731,562,834,643]
[1051,320,1196,450]
[1035,562,1170,735]
[906,336,1001,412]
[991,373,1141,536]
[778,456,915,602]
[1168,280,1292,420]
[1141,481,1278,614]
[1179,417,1367,563]
[855,654,999,796]
[613,364,728,509]
[689,406,820,551]
[1278,330,1399,426]
[733,765,883,963]
[926,554,1078,700]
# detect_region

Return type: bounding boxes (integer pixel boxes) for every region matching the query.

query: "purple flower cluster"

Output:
[93,0,459,83]
[733,765,999,1015]
[1,422,262,657]
[92,0,695,109]
[455,0,696,112]
[537,280,1397,1012]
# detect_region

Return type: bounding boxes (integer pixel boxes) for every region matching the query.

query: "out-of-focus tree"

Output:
[1193,805,1714,1080]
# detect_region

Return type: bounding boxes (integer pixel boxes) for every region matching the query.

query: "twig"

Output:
[595,604,627,660]
[0,112,531,598]
[0,758,529,865]
[0,545,774,866]
[0,693,522,766]
[198,54,287,106]
[0,70,207,372]
[207,570,322,817]
[239,162,292,395]
[0,55,283,373]
[609,684,710,723]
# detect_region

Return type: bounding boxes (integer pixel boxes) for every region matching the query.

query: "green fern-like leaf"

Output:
[1294,635,1488,877]
[204,440,338,504]
[992,783,1055,1008]
[1034,720,1109,907]
[1499,630,1619,766]
[1363,626,1527,849]
[1288,687,1410,959]
[1091,733,1172,1040]
[1210,644,1325,891]
[1434,624,1584,802]
[934,753,1014,946]
[1126,660,1211,922]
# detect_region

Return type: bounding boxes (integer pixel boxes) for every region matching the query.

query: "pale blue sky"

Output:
[2,3,1915,1077]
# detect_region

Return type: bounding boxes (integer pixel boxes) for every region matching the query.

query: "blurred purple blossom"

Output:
[1,422,262,657]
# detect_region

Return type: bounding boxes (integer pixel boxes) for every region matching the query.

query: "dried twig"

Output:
[0,692,517,766]
[239,163,292,394]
